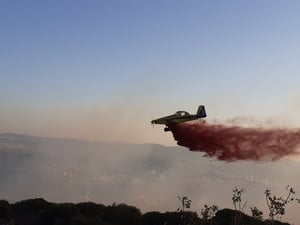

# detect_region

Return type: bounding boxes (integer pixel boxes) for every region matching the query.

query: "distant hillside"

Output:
[0,133,299,223]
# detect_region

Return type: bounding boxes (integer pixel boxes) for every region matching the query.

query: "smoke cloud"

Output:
[169,121,300,161]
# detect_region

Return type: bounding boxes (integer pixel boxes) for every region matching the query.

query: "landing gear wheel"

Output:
[164,127,170,132]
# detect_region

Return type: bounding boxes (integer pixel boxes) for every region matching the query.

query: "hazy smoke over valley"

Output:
[0,133,300,223]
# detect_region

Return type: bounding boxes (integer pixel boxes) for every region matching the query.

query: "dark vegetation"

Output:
[0,198,293,225]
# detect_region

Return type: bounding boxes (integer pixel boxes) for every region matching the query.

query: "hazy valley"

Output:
[0,133,299,223]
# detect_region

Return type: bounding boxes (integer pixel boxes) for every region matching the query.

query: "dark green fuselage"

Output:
[151,111,200,125]
[151,105,207,130]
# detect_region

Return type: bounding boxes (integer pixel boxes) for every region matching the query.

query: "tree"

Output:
[232,187,247,212]
[200,204,218,221]
[177,196,192,225]
[265,185,296,223]
[250,206,263,221]
[232,187,247,225]
[103,203,141,225]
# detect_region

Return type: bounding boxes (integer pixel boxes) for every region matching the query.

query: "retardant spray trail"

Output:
[169,122,300,161]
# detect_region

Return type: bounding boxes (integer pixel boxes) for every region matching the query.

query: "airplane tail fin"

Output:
[196,105,206,118]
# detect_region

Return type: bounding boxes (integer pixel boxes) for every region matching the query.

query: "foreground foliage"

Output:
[0,198,292,225]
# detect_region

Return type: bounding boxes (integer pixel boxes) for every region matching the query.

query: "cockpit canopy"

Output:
[175,111,190,116]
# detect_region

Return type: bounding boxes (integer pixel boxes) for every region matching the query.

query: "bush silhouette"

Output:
[0,196,295,225]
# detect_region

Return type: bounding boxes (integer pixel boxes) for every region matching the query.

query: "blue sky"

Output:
[2,1,300,144]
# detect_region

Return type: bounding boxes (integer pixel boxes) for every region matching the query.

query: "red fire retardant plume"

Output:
[169,122,300,161]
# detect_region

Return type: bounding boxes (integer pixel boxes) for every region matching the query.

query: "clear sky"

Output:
[2,0,300,144]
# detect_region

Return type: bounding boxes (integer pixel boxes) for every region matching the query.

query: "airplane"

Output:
[151,105,206,132]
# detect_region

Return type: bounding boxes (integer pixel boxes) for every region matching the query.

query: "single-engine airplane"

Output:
[151,105,206,132]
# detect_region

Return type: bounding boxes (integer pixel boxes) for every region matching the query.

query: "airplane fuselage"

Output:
[151,111,199,125]
[151,105,207,131]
